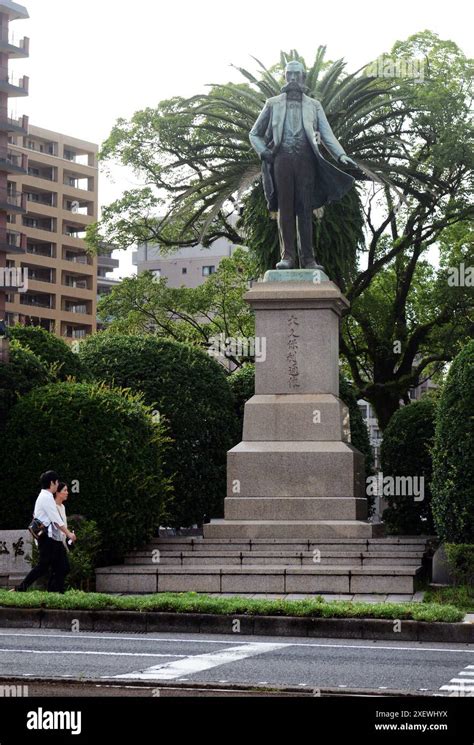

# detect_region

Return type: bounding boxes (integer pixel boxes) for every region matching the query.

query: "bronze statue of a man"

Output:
[249,60,357,270]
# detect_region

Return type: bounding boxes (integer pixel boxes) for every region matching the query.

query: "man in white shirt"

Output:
[14,470,77,593]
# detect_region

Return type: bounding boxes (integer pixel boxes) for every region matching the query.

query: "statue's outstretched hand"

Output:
[260,148,274,164]
[339,154,358,169]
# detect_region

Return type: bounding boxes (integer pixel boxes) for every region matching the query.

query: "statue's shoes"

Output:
[276,259,295,270]
[301,260,318,269]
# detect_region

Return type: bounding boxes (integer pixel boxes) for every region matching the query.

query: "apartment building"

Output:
[97,248,120,298]
[133,238,241,289]
[96,247,120,331]
[5,124,99,339]
[0,0,29,321]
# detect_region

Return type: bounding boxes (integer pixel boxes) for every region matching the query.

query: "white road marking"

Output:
[112,642,288,681]
[439,665,474,694]
[0,632,472,655]
[0,648,183,658]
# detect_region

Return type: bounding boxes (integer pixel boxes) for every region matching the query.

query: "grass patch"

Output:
[0,590,464,623]
[424,585,474,612]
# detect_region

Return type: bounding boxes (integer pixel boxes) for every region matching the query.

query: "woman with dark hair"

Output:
[51,482,74,593]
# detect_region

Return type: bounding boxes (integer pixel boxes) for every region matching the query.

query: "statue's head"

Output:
[282,60,307,96]
[284,60,306,86]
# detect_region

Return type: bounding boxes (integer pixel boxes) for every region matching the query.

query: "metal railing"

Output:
[0,189,25,208]
[65,253,88,264]
[20,297,53,309]
[27,244,54,258]
[0,29,29,49]
[0,228,24,249]
[4,73,28,90]
[0,149,24,168]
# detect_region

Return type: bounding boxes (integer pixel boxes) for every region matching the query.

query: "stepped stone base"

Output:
[204,520,381,540]
[95,537,432,597]
[96,563,421,596]
[224,497,368,521]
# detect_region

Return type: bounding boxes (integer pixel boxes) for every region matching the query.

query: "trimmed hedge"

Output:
[0,382,171,558]
[338,375,374,478]
[0,340,53,427]
[228,364,255,421]
[444,543,474,587]
[8,325,84,380]
[78,334,240,528]
[432,341,474,543]
[381,397,437,535]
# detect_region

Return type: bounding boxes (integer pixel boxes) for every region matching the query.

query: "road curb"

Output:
[0,607,472,642]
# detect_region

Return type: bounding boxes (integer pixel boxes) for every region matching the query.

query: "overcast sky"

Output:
[11,0,473,276]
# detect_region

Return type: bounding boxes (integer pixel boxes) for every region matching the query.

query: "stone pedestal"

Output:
[205,274,379,539]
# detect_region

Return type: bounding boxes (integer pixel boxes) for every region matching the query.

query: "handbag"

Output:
[28,517,47,540]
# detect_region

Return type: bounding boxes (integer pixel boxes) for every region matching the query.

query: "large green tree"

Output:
[97,248,258,367]
[90,33,474,428]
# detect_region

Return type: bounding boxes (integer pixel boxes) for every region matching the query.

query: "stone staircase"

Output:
[95,536,432,596]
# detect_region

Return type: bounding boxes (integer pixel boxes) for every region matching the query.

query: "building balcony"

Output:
[98,252,120,270]
[23,217,55,233]
[0,73,29,97]
[26,165,56,183]
[0,1,29,21]
[26,192,56,208]
[62,232,88,249]
[19,294,54,311]
[0,148,28,175]
[64,251,91,266]
[26,243,55,259]
[0,29,29,58]
[0,188,26,213]
[0,227,26,255]
[97,275,120,287]
[23,269,55,285]
[62,323,91,340]
[0,113,29,135]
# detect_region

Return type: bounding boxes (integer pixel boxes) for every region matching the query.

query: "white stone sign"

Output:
[0,530,32,576]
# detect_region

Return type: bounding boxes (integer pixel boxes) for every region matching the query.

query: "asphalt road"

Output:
[0,628,473,696]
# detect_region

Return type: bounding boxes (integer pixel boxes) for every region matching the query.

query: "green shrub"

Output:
[26,517,102,591]
[0,382,171,558]
[0,340,53,427]
[432,341,474,543]
[66,517,102,591]
[338,376,374,479]
[444,543,474,587]
[79,334,239,528]
[381,397,437,535]
[8,325,84,380]
[228,364,255,421]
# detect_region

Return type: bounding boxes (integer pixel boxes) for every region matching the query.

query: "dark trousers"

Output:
[16,534,67,593]
[49,543,70,594]
[273,148,317,265]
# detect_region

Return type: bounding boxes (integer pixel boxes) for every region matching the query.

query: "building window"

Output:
[182,267,187,274]
[66,326,86,339]
[202,266,216,277]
